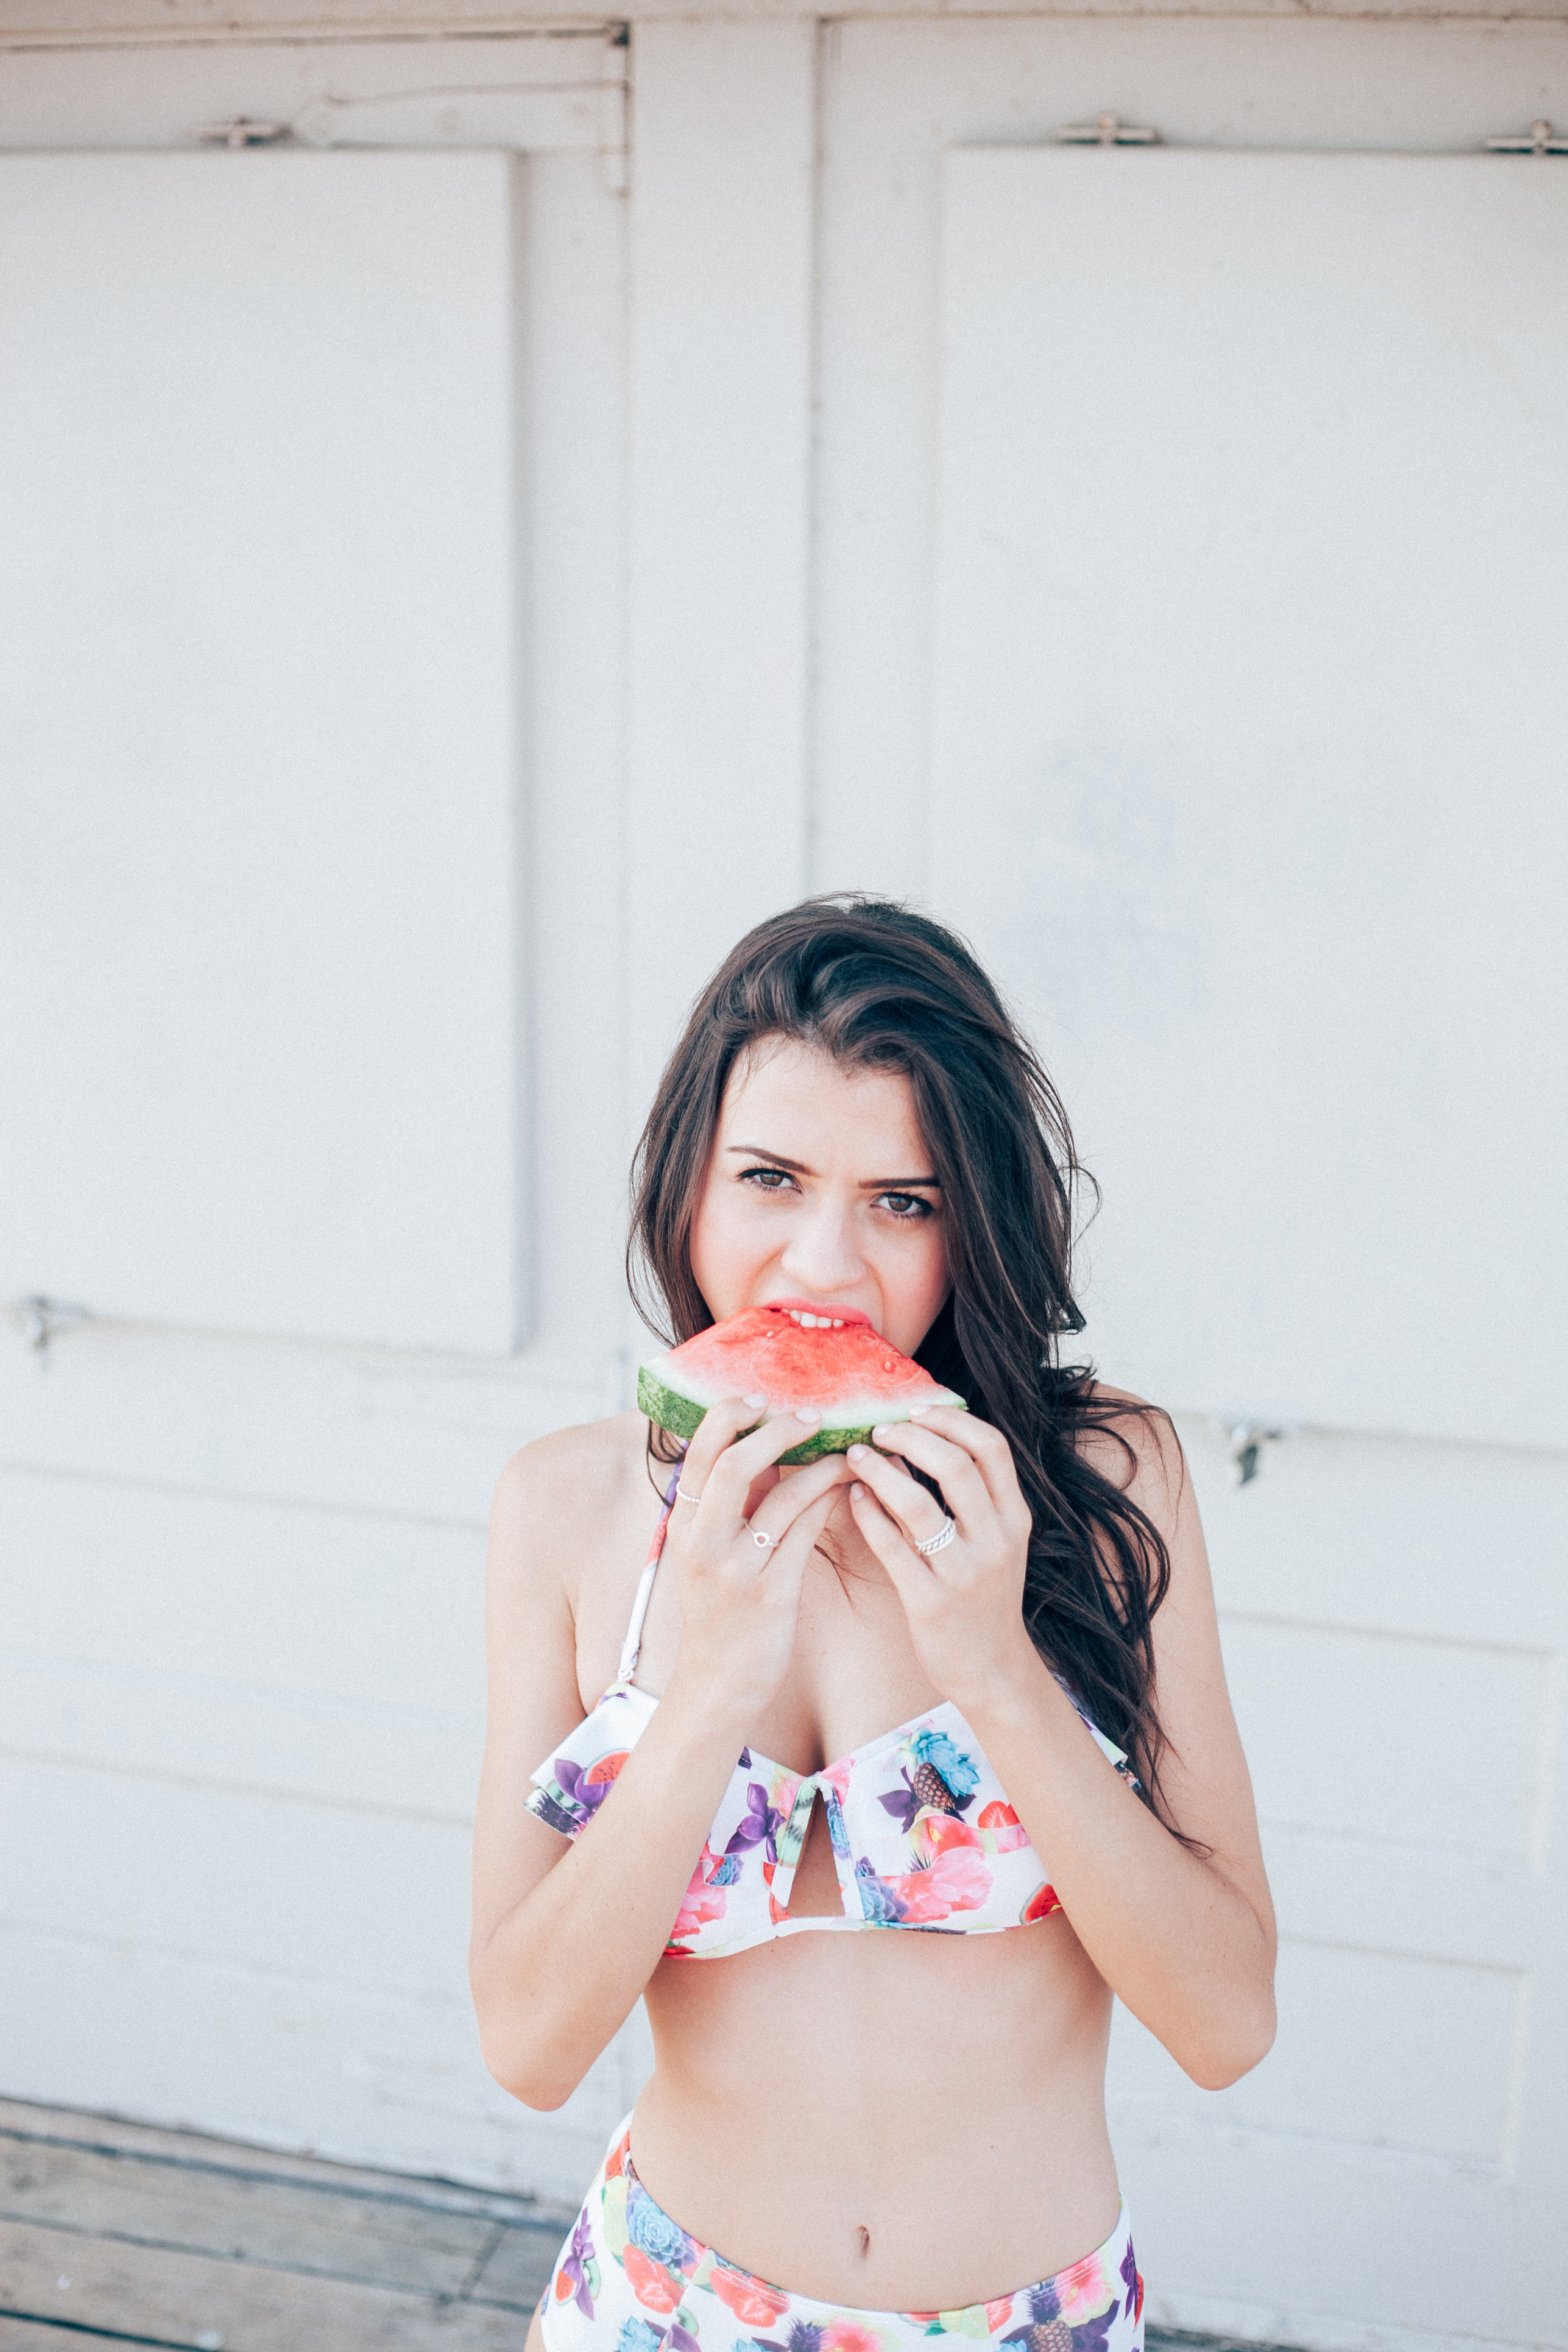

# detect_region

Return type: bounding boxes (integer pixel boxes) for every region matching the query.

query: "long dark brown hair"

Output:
[627,895,1183,1818]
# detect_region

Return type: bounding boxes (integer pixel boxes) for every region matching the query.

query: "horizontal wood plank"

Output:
[0,2215,525,2351]
[0,2100,564,2223]
[0,2140,498,2296]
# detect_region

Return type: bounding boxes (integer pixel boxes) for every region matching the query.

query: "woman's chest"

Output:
[626,1519,944,1775]
[576,1477,945,1768]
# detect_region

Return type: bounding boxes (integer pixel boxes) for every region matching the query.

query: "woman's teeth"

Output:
[785,1308,844,1329]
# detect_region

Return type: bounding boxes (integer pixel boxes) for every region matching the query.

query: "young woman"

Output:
[471,898,1276,2352]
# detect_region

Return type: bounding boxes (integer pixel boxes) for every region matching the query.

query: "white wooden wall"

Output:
[2,16,1565,2351]
[0,35,645,2202]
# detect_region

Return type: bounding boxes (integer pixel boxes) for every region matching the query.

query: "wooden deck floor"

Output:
[0,2097,567,2350]
[0,2097,1281,2352]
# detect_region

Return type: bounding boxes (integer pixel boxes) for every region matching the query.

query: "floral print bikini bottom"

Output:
[538,2119,1144,2352]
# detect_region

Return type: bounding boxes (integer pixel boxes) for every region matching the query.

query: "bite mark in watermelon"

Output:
[637,1305,966,1464]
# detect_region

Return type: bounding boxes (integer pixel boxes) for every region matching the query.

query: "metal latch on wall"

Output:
[9,1294,93,1358]
[1205,1416,1296,1489]
[1485,120,1568,155]
[1054,113,1160,148]
[192,119,288,149]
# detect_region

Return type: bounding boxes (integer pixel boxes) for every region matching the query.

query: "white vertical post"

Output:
[625,19,816,1117]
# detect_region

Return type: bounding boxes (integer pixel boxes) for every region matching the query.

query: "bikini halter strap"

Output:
[615,1455,685,1685]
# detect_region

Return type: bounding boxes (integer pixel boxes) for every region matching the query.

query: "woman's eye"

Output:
[877,1192,933,1220]
[740,1167,797,1193]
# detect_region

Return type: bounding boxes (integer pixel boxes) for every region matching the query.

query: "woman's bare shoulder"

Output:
[1073,1380,1187,1536]
[493,1408,648,1514]
[488,1410,652,1612]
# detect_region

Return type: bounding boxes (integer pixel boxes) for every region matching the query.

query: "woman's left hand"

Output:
[845,1407,1039,1711]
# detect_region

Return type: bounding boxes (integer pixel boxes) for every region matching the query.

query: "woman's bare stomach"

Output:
[628,1910,1121,2309]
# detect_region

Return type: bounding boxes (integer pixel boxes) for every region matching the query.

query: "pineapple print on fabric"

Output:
[999,2231,1142,2352]
[879,1725,982,1828]
[856,1726,994,1926]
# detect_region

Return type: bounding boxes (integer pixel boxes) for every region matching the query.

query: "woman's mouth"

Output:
[763,1298,872,1330]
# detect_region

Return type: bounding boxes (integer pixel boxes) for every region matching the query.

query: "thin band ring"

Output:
[674,1481,704,1505]
[916,1515,957,1558]
[752,1528,779,1551]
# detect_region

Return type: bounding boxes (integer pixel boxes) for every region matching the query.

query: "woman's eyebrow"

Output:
[727,1143,814,1174]
[726,1143,939,1189]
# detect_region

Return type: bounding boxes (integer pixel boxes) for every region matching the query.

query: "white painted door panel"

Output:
[919,134,1567,2351]
[0,152,521,1354]
[931,148,1567,1449]
[0,102,637,2202]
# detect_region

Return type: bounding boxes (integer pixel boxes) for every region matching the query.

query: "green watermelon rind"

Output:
[635,1363,966,1467]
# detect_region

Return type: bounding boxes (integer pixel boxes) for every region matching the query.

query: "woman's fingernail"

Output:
[872,1424,891,1441]
[847,1443,866,1461]
[794,1405,821,1425]
[744,1394,766,1408]
[909,1405,930,1418]
[850,1481,864,1500]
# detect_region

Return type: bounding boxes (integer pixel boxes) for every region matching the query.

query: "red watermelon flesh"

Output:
[637,1305,965,1464]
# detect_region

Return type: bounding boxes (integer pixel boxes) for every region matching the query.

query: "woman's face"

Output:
[688,1039,951,1360]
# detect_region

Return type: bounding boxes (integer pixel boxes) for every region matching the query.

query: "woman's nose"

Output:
[779,1199,865,1292]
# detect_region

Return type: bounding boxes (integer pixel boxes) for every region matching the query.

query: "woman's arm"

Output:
[847,1404,1277,2089]
[470,1401,849,2110]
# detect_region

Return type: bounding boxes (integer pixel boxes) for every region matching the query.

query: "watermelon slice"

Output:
[637,1305,966,1464]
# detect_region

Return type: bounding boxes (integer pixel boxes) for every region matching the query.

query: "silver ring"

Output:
[752,1528,779,1551]
[674,1481,704,1505]
[916,1515,957,1557]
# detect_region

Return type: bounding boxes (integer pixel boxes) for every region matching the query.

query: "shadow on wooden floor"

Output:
[0,2096,1289,2351]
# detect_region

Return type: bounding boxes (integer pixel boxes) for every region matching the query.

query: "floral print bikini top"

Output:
[526,1467,1137,1960]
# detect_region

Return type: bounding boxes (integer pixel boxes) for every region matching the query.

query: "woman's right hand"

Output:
[660,1397,850,1722]
[471,1405,848,2107]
